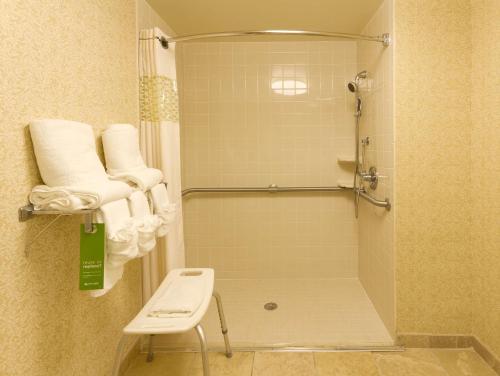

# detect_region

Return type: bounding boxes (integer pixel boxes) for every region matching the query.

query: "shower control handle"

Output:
[358,166,378,190]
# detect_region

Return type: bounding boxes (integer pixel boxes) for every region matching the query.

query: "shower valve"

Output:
[359,166,378,190]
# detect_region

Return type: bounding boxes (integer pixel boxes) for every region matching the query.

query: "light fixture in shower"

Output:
[271,79,307,96]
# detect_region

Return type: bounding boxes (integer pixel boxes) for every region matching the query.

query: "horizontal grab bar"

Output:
[182,184,346,197]
[181,184,391,211]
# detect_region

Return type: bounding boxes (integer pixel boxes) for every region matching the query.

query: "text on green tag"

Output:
[79,223,105,290]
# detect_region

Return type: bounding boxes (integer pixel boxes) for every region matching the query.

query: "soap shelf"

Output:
[337,156,356,164]
[337,180,354,189]
[19,204,95,256]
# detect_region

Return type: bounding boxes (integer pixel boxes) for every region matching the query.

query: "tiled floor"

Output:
[124,349,497,376]
[154,278,393,348]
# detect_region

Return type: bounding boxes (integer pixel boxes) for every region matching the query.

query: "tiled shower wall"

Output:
[178,41,360,279]
[357,0,395,334]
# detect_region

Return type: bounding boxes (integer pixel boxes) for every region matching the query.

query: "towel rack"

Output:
[19,204,95,256]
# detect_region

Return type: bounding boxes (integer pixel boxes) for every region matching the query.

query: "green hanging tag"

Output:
[79,223,105,290]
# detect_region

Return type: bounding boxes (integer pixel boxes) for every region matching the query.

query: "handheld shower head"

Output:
[347,71,368,93]
[355,70,368,81]
[347,81,357,93]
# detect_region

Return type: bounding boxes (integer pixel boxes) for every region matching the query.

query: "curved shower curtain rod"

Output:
[141,30,391,48]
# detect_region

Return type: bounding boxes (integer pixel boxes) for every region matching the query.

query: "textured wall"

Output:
[394,0,473,334]
[0,1,141,375]
[357,0,395,336]
[178,41,360,279]
[470,0,500,359]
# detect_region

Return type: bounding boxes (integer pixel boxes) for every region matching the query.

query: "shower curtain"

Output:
[138,27,185,301]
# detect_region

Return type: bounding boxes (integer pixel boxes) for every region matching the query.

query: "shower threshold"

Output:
[151,278,395,351]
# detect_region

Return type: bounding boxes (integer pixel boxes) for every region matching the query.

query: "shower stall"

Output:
[156,0,395,350]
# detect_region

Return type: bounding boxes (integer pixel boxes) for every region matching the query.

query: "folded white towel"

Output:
[102,124,163,191]
[29,180,133,210]
[128,191,161,256]
[148,277,205,318]
[29,119,133,210]
[109,168,163,192]
[150,183,177,237]
[99,199,138,268]
[29,119,110,186]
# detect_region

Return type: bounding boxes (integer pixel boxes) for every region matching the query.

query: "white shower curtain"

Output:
[138,27,185,302]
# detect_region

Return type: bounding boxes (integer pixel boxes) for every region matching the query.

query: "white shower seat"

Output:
[112,268,232,376]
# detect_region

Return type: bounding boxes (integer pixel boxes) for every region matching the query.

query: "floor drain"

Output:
[264,302,278,311]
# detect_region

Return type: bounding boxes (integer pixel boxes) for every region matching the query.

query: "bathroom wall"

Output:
[471,0,500,359]
[178,41,360,279]
[357,0,395,335]
[0,1,140,375]
[394,0,473,334]
[137,0,176,35]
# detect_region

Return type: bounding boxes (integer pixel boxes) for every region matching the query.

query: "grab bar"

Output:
[357,188,391,210]
[181,184,391,211]
[182,184,345,197]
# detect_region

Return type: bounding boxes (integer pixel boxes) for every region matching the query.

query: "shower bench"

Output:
[112,268,232,376]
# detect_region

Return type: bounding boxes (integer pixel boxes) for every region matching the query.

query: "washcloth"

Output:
[29,180,133,210]
[150,183,177,237]
[147,277,205,318]
[29,119,133,210]
[102,123,163,191]
[128,191,161,256]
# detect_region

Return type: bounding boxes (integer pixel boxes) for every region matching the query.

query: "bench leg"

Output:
[112,335,128,376]
[194,324,210,376]
[213,291,233,358]
[146,334,154,362]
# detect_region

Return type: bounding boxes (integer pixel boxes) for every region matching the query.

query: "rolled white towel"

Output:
[29,180,133,210]
[100,199,138,268]
[29,119,109,187]
[148,277,205,318]
[150,183,177,237]
[89,263,124,298]
[102,124,163,191]
[128,191,161,256]
[89,199,139,297]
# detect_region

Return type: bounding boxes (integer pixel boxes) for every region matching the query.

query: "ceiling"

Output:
[146,0,384,37]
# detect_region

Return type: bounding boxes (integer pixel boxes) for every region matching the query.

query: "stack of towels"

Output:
[29,119,177,296]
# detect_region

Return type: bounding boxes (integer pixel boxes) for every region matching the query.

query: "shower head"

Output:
[347,81,358,93]
[347,71,368,93]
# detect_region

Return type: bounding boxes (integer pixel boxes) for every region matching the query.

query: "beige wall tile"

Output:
[357,0,395,336]
[179,41,360,279]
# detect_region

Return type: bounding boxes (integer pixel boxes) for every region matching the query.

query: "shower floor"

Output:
[154,278,394,349]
